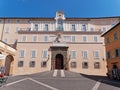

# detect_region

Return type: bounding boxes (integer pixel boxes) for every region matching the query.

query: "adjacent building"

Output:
[0,11,120,76]
[102,22,120,75]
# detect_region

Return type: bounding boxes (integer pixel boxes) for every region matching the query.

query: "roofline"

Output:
[0,16,120,19]
[101,22,120,37]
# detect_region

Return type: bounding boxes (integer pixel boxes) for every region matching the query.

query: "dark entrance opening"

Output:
[55,54,64,69]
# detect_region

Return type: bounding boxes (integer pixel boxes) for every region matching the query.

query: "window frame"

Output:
[29,61,35,68]
[18,61,24,67]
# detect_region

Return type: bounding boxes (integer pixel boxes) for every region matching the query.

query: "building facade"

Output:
[102,22,120,77]
[0,11,120,76]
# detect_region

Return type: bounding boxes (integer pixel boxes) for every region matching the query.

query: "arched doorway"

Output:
[55,54,64,69]
[5,55,14,76]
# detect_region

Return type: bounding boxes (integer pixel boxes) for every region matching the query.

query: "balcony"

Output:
[56,26,64,31]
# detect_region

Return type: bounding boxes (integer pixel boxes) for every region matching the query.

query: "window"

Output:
[42,50,48,58]
[82,24,87,31]
[106,37,110,44]
[114,32,118,40]
[7,20,10,23]
[90,28,94,31]
[44,36,49,42]
[82,36,87,42]
[41,61,47,67]
[102,27,106,33]
[22,36,26,42]
[32,36,38,42]
[71,36,76,42]
[19,50,25,58]
[82,51,88,59]
[63,36,71,42]
[115,49,120,57]
[82,62,88,69]
[107,51,111,59]
[18,61,24,67]
[29,61,35,67]
[71,62,77,68]
[34,24,38,31]
[93,51,99,59]
[5,27,9,33]
[57,19,63,30]
[15,27,19,32]
[93,36,98,42]
[31,50,36,58]
[94,62,100,69]
[71,24,76,31]
[44,24,48,31]
[27,20,30,23]
[71,51,76,59]
[0,20,2,23]
[16,20,20,23]
[3,38,8,43]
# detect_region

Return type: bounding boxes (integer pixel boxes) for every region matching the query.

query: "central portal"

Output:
[55,54,64,69]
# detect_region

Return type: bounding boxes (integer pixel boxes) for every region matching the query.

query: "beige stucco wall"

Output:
[0,17,119,76]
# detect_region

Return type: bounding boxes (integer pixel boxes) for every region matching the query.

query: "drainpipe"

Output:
[1,18,5,41]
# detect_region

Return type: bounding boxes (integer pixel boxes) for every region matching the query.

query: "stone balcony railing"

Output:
[52,42,67,47]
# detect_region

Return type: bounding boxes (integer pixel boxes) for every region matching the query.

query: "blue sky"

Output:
[0,0,120,17]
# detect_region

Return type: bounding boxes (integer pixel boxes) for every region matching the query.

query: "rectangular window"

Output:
[16,20,20,23]
[71,62,77,68]
[19,50,25,58]
[82,51,88,59]
[82,36,87,42]
[71,24,76,31]
[94,62,100,69]
[18,61,24,67]
[41,61,47,67]
[44,24,48,31]
[71,51,76,59]
[102,27,106,33]
[15,27,19,32]
[6,20,10,23]
[32,36,38,42]
[29,61,35,67]
[0,20,2,23]
[3,38,8,43]
[42,50,48,58]
[107,51,110,59]
[22,36,27,42]
[5,27,9,33]
[114,33,118,40]
[82,24,87,31]
[115,49,120,57]
[82,62,88,69]
[71,36,76,42]
[93,51,99,59]
[93,36,98,42]
[34,24,38,31]
[31,50,36,58]
[44,36,49,42]
[90,28,94,31]
[63,36,71,42]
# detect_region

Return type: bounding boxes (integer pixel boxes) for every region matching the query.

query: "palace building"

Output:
[0,11,120,76]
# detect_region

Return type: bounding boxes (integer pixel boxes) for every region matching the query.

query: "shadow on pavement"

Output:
[80,73,120,88]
